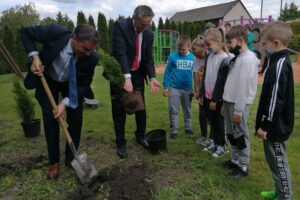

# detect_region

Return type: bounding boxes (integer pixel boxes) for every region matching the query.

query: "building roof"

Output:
[170,0,244,23]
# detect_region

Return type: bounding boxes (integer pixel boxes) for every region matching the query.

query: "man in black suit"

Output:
[110,5,161,158]
[20,24,99,179]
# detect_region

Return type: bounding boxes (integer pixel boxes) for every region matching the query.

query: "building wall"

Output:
[223,2,251,25]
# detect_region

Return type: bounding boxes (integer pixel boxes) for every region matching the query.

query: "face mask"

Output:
[208,48,216,54]
[229,44,242,56]
[264,48,275,57]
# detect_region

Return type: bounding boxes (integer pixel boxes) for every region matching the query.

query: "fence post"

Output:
[240,16,244,25]
[268,15,272,22]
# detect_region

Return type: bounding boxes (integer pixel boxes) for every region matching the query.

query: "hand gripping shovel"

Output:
[40,75,98,185]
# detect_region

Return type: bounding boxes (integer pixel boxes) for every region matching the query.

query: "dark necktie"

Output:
[68,54,78,109]
[132,32,139,70]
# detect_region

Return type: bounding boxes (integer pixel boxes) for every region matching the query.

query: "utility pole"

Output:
[260,0,263,22]
[280,0,283,15]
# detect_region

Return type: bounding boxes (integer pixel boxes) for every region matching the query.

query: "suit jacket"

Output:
[20,24,99,98]
[111,18,155,80]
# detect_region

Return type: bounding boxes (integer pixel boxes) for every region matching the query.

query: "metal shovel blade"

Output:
[71,153,98,185]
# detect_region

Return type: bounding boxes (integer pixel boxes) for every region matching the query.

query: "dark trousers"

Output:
[199,98,208,138]
[35,76,83,164]
[204,97,225,146]
[199,98,214,139]
[110,69,146,148]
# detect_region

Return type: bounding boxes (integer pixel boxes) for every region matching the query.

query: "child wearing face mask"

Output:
[256,21,294,200]
[221,25,259,179]
[199,28,233,157]
[163,35,195,141]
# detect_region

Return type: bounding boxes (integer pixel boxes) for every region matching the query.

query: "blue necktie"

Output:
[69,54,78,109]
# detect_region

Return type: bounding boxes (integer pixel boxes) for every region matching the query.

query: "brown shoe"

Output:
[47,163,60,179]
[64,160,72,169]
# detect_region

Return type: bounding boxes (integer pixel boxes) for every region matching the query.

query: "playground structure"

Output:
[219,15,274,27]
[153,30,179,65]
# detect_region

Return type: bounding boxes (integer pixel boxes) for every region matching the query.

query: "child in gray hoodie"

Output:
[220,25,259,178]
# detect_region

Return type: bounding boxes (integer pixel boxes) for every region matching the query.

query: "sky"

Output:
[0,0,299,24]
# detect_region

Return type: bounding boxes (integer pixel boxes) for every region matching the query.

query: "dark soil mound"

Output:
[69,163,153,200]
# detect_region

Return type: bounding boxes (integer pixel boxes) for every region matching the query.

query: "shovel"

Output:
[40,75,98,185]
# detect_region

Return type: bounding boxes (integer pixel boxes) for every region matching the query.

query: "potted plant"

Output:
[12,78,40,138]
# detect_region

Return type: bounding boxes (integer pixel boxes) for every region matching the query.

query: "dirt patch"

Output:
[68,163,154,200]
[0,164,13,178]
[0,155,47,178]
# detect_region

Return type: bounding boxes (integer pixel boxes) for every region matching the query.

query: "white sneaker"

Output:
[203,142,214,152]
[196,136,206,144]
[212,146,228,158]
[200,138,213,147]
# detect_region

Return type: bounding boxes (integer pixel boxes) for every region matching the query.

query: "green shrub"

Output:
[290,21,300,35]
[12,78,35,122]
[289,34,300,51]
[98,48,124,88]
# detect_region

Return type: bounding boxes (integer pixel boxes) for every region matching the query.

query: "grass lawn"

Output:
[0,67,299,200]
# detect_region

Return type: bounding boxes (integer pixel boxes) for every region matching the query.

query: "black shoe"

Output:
[227,167,248,179]
[185,130,194,135]
[137,138,149,148]
[117,146,128,159]
[170,133,177,141]
[219,160,239,169]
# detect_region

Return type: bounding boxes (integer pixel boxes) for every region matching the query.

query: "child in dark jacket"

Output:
[256,21,294,200]
[200,28,233,157]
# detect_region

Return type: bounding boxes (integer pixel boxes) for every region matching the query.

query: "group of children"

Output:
[162,21,294,200]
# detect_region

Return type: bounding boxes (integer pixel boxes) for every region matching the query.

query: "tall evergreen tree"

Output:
[77,11,87,25]
[3,25,15,55]
[190,24,196,39]
[117,15,125,20]
[15,34,28,71]
[1,25,15,73]
[56,11,64,25]
[63,14,74,30]
[88,15,95,27]
[151,21,156,31]
[158,17,164,30]
[40,17,56,25]
[170,21,176,30]
[0,3,39,74]
[279,2,300,21]
[97,12,109,52]
[182,22,190,35]
[165,18,170,29]
[107,18,115,53]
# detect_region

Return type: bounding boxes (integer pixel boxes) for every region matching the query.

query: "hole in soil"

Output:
[68,163,154,200]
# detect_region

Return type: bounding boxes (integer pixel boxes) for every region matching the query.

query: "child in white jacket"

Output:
[221,25,259,178]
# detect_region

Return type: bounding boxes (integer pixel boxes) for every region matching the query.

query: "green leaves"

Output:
[12,78,35,122]
[98,49,124,88]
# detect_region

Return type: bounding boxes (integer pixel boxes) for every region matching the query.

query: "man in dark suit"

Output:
[110,5,161,158]
[20,24,99,179]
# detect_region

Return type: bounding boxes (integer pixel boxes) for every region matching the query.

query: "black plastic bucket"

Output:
[145,129,167,154]
[21,119,41,138]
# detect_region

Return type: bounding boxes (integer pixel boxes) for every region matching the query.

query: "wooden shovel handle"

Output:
[40,75,73,144]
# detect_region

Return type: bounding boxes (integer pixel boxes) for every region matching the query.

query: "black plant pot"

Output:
[145,129,167,154]
[21,119,41,138]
